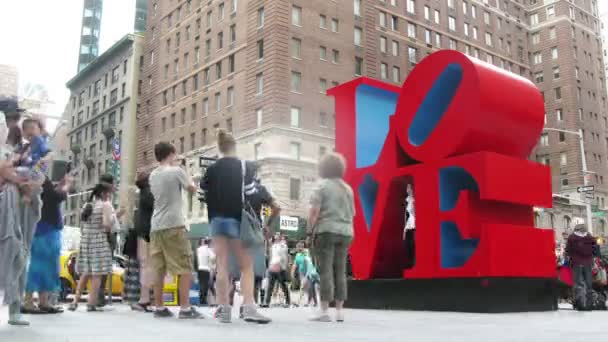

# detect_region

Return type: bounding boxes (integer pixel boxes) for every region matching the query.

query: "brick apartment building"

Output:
[136,0,607,235]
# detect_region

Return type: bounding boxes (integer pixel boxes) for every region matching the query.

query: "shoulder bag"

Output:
[239,160,264,247]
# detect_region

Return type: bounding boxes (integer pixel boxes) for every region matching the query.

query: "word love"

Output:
[329,50,556,280]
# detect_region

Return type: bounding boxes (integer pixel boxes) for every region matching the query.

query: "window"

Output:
[176,32,181,48]
[464,23,470,37]
[226,118,233,133]
[448,16,456,31]
[551,47,558,59]
[111,66,119,83]
[203,68,210,85]
[257,40,264,59]
[227,86,234,107]
[473,27,478,40]
[320,14,327,29]
[559,132,566,142]
[332,18,339,32]
[256,73,264,95]
[484,11,490,25]
[201,128,207,146]
[215,92,221,112]
[408,47,417,66]
[256,108,263,128]
[318,78,328,94]
[180,108,186,125]
[163,91,168,105]
[216,61,222,79]
[392,66,400,83]
[392,41,399,56]
[540,133,548,146]
[289,178,301,200]
[185,26,191,42]
[254,143,261,160]
[533,52,542,64]
[354,0,361,16]
[435,33,442,47]
[380,63,388,79]
[379,12,387,27]
[190,133,196,151]
[408,23,416,38]
[390,16,397,31]
[380,37,387,53]
[257,7,265,28]
[553,67,560,79]
[171,113,176,129]
[354,27,363,46]
[531,32,540,44]
[485,32,493,46]
[534,72,544,83]
[110,89,118,105]
[230,0,237,13]
[434,10,440,24]
[407,0,415,14]
[290,143,301,161]
[219,2,225,20]
[560,153,567,166]
[355,57,363,76]
[530,13,538,25]
[320,112,328,127]
[217,31,224,49]
[182,80,187,96]
[549,27,556,39]
[290,107,301,127]
[191,103,197,121]
[230,25,236,43]
[161,117,167,133]
[471,5,477,18]
[320,46,327,60]
[556,109,563,121]
[291,71,302,92]
[424,29,431,44]
[424,6,430,20]
[229,54,235,73]
[546,5,555,18]
[462,1,468,15]
[447,0,454,8]
[206,11,212,27]
[292,38,301,58]
[205,39,211,57]
[332,50,340,63]
[203,98,209,115]
[292,6,302,26]
[555,87,562,100]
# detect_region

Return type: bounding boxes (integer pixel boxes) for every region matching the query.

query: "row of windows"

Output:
[71,60,129,109]
[163,0,237,32]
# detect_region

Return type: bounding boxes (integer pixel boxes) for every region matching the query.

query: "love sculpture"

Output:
[328,50,558,312]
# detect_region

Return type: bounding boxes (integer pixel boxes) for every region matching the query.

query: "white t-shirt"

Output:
[150,165,190,232]
[197,245,215,271]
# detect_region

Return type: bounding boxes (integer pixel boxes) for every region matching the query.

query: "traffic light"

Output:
[262,206,271,218]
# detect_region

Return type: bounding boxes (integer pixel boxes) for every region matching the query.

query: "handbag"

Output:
[239,160,264,247]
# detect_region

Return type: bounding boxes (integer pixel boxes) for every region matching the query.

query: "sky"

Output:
[0,0,135,129]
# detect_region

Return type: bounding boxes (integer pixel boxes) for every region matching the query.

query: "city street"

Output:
[1,304,607,342]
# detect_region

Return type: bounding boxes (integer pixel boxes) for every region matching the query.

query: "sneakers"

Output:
[310,312,332,322]
[154,307,174,318]
[86,305,103,312]
[215,305,232,323]
[335,311,345,323]
[241,304,271,324]
[179,306,204,319]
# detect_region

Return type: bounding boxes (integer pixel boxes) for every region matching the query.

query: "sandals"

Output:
[39,306,64,314]
[20,306,44,314]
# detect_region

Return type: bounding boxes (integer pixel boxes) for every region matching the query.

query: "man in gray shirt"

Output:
[149,142,201,319]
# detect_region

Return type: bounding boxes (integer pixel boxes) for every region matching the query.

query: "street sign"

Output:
[112,137,121,161]
[279,216,299,231]
[593,211,605,218]
[577,185,595,193]
[586,193,595,199]
[199,156,217,168]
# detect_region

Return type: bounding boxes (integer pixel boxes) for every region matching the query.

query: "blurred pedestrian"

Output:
[149,142,201,319]
[566,223,598,311]
[201,129,270,324]
[307,153,355,323]
[23,176,72,314]
[197,239,215,306]
[68,183,114,312]
[131,173,154,312]
[265,236,290,307]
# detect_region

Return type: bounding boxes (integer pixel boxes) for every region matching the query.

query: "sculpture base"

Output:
[347,278,558,313]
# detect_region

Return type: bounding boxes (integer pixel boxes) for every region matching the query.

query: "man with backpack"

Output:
[566,223,599,310]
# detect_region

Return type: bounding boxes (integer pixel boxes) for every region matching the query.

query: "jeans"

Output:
[266,270,291,305]
[210,217,240,239]
[315,233,353,303]
[198,270,211,305]
[573,264,593,309]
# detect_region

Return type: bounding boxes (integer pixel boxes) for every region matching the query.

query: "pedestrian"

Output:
[566,223,598,311]
[265,236,291,307]
[201,129,271,323]
[0,108,43,326]
[149,142,202,319]
[197,239,215,306]
[130,172,154,312]
[22,176,72,314]
[307,153,355,322]
[292,241,319,307]
[68,182,114,312]
[122,224,141,306]
[96,174,124,306]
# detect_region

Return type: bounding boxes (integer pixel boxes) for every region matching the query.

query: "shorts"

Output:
[211,217,240,239]
[150,227,193,277]
[138,238,153,287]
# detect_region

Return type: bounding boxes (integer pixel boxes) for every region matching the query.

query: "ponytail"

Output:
[80,182,113,222]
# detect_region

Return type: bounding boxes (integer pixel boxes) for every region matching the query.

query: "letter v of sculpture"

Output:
[328,50,558,312]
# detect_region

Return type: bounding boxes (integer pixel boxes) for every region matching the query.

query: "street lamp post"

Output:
[543,127,594,234]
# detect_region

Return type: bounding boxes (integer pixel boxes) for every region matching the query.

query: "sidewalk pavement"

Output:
[1,304,607,342]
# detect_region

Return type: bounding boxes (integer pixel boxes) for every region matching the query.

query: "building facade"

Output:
[0,64,18,97]
[78,0,104,72]
[137,0,607,235]
[64,34,144,227]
